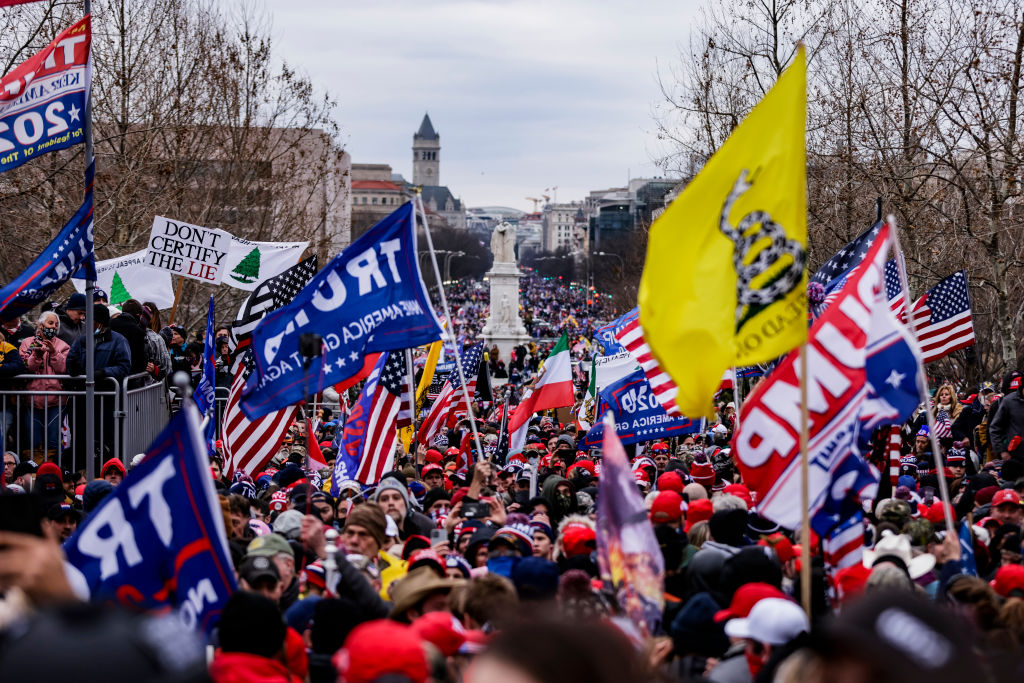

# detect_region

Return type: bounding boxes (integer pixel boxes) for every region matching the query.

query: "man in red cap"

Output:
[649,491,685,530]
[422,463,445,490]
[334,619,428,683]
[991,489,1024,526]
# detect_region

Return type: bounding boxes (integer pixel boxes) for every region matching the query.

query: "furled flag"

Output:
[194,296,216,416]
[887,425,902,486]
[72,249,175,310]
[639,46,807,418]
[416,332,445,414]
[417,342,485,444]
[492,393,512,465]
[959,520,978,577]
[508,334,575,452]
[230,256,317,374]
[0,15,91,174]
[222,237,308,291]
[242,203,443,419]
[333,350,410,487]
[908,271,976,363]
[613,307,682,417]
[595,414,665,638]
[63,403,237,635]
[222,349,296,478]
[575,357,598,431]
[732,222,922,562]
[305,417,329,471]
[0,163,95,320]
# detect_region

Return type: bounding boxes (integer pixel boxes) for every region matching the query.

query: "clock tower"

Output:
[412,113,440,186]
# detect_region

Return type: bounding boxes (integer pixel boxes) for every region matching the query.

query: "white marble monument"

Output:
[481,222,529,362]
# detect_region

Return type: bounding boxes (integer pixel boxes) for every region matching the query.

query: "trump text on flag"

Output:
[146,216,231,284]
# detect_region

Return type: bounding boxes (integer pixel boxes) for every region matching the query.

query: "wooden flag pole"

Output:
[888,216,957,537]
[168,275,185,325]
[415,195,486,462]
[799,342,812,618]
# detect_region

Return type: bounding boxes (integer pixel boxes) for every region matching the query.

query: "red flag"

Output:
[305,418,329,471]
[0,1,47,6]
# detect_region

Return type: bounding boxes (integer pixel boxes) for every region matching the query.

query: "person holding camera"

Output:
[18,311,69,463]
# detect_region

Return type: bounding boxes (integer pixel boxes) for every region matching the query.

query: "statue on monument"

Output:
[490,222,517,264]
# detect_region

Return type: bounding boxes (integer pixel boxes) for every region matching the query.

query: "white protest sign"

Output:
[145,216,231,284]
[73,249,175,309]
[221,237,308,291]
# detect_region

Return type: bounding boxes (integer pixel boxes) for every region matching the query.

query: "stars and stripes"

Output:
[884,257,906,318]
[908,271,976,363]
[347,350,409,484]
[230,256,317,373]
[888,425,902,486]
[222,350,297,478]
[822,512,866,570]
[934,408,953,439]
[614,308,682,417]
[417,342,485,444]
[809,223,881,317]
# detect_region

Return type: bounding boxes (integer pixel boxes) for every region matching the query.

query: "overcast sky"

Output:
[269,0,699,212]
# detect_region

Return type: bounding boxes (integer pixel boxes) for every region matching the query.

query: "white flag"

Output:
[73,250,175,309]
[221,237,308,291]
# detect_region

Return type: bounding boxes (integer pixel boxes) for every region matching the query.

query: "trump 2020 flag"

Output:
[63,403,236,635]
[0,163,95,321]
[596,414,664,638]
[638,46,807,418]
[581,368,700,448]
[241,202,443,419]
[0,15,91,173]
[732,222,922,533]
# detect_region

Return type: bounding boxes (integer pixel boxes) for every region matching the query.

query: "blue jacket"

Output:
[68,328,131,383]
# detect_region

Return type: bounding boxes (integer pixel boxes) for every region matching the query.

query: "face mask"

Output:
[556,492,572,511]
[40,327,57,339]
[94,328,103,336]
[745,649,765,677]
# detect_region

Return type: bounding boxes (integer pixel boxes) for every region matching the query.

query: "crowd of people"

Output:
[3,274,1024,681]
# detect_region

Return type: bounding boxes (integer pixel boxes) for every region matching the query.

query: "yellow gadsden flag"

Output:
[638,46,807,418]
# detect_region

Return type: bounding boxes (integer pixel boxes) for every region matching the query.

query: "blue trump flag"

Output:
[594,307,636,355]
[241,202,442,419]
[0,162,96,321]
[331,352,387,494]
[194,295,216,416]
[582,368,699,448]
[63,403,236,635]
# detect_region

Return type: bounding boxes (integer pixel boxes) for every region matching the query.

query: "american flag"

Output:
[884,257,906,318]
[934,408,953,439]
[887,425,902,485]
[351,350,410,484]
[417,342,485,443]
[823,512,865,570]
[222,349,297,478]
[809,223,881,314]
[230,256,318,373]
[908,271,975,363]
[614,308,682,417]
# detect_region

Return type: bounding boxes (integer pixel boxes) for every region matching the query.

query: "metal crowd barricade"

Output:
[0,372,171,473]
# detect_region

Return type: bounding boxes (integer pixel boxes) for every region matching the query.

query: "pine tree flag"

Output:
[231,248,261,284]
[110,272,132,306]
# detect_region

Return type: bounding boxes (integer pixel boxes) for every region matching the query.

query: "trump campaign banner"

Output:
[582,368,700,448]
[241,202,443,419]
[64,404,237,635]
[0,15,90,173]
[0,163,95,320]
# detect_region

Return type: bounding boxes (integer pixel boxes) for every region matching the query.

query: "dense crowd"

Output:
[3,275,1024,681]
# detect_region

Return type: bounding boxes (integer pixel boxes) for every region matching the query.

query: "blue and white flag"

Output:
[194,295,216,416]
[0,16,91,174]
[959,520,978,576]
[581,368,700,448]
[0,162,95,321]
[594,308,636,355]
[64,403,236,636]
[241,202,442,419]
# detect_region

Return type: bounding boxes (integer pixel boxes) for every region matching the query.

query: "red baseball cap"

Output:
[991,564,1024,597]
[410,612,466,657]
[334,620,428,683]
[758,532,795,564]
[657,471,684,494]
[992,489,1023,508]
[422,463,443,477]
[925,502,953,525]
[722,483,753,509]
[685,498,714,532]
[561,523,597,558]
[425,449,443,464]
[714,582,787,622]
[649,491,685,523]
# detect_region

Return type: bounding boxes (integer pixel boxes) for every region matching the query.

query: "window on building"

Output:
[372,197,378,205]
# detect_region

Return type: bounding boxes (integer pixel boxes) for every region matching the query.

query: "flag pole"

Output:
[798,342,812,618]
[83,0,96,480]
[168,276,185,325]
[888,216,957,536]
[414,195,486,462]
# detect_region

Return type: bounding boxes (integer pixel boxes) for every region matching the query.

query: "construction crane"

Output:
[525,196,542,211]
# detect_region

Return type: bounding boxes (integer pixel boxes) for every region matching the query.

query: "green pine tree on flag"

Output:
[110,271,132,306]
[231,247,261,284]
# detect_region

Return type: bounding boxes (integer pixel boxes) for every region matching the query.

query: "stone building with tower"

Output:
[411,114,466,230]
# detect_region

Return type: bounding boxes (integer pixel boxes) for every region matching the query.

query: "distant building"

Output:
[466,206,525,239]
[411,114,466,230]
[518,212,544,256]
[350,163,408,239]
[585,178,677,249]
[543,202,583,252]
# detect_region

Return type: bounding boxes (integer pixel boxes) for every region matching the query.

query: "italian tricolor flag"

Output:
[509,333,575,451]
